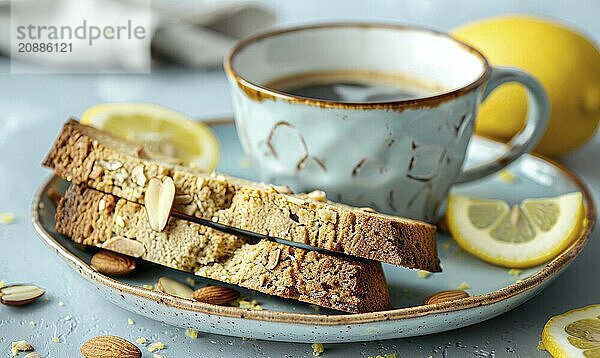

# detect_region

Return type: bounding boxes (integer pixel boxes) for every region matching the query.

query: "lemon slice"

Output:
[81,103,219,172]
[447,192,585,268]
[542,304,600,357]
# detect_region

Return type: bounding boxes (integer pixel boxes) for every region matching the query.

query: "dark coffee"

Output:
[265,70,444,103]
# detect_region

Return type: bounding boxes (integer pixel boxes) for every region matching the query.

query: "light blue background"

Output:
[1,0,599,356]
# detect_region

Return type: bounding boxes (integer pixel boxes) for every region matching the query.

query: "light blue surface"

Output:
[1,0,600,356]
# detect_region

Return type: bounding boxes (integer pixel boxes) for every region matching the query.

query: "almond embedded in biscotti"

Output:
[91,250,137,276]
[423,290,469,305]
[307,190,327,202]
[98,160,123,171]
[144,177,175,232]
[174,194,193,205]
[131,165,146,186]
[156,277,193,299]
[192,286,240,305]
[0,285,45,306]
[80,335,141,358]
[101,236,145,258]
[265,248,281,270]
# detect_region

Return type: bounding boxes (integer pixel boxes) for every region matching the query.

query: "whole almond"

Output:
[423,290,469,305]
[80,335,141,358]
[0,285,45,306]
[101,236,146,258]
[91,250,136,276]
[192,286,240,305]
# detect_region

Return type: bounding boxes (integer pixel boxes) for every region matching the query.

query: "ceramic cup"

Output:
[224,23,549,222]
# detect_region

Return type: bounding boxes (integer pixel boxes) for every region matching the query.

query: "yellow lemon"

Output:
[81,103,219,172]
[446,192,585,268]
[542,304,600,357]
[454,15,600,157]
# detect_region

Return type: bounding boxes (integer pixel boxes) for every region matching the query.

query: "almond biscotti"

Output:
[56,184,392,313]
[44,120,440,271]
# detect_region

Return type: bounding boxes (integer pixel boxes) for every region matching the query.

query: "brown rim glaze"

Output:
[224,22,492,111]
[32,143,595,326]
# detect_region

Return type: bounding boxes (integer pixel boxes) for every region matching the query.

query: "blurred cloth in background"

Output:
[0,0,275,71]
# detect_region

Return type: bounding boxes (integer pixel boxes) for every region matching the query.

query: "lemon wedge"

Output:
[81,103,219,172]
[447,192,585,268]
[542,304,600,357]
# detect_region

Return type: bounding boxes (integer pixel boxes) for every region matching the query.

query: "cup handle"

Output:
[456,66,550,183]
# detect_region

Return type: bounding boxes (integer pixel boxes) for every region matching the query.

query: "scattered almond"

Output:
[47,188,62,206]
[192,286,240,305]
[157,277,193,299]
[91,250,137,276]
[265,248,281,270]
[80,336,141,358]
[0,285,45,306]
[101,236,145,258]
[145,177,175,232]
[423,290,469,305]
[11,340,33,356]
[24,353,43,358]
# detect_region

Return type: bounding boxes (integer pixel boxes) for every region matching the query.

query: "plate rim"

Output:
[31,135,596,327]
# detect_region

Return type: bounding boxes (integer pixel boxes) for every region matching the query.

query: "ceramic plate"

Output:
[32,120,595,343]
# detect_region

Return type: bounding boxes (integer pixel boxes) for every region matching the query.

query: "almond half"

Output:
[157,277,193,299]
[192,286,240,305]
[145,177,175,232]
[423,290,469,305]
[80,335,141,358]
[0,285,45,306]
[101,236,146,258]
[91,250,137,276]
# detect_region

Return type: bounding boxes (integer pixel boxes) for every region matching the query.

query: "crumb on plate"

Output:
[417,270,432,279]
[0,212,15,224]
[311,343,324,356]
[456,282,471,290]
[148,342,165,352]
[185,328,198,339]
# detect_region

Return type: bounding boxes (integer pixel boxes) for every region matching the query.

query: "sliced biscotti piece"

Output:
[56,185,392,313]
[44,119,440,271]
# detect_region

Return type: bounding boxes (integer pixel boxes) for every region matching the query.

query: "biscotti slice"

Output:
[56,184,392,313]
[44,119,440,271]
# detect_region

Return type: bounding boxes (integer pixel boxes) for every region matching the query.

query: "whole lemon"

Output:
[453,15,600,157]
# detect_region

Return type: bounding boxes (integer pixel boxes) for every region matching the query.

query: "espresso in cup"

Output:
[225,23,549,221]
[265,69,445,102]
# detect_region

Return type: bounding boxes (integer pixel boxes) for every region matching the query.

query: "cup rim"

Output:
[224,22,491,110]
